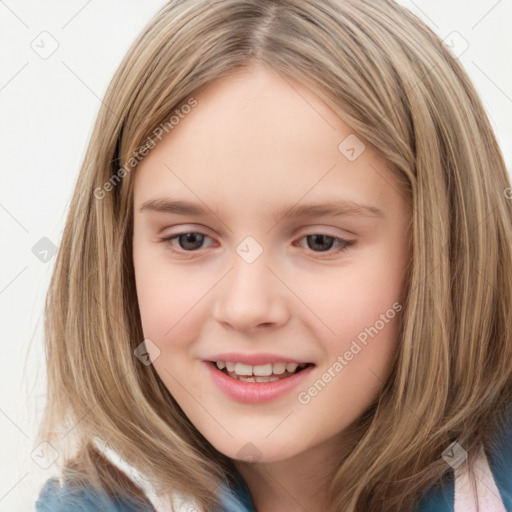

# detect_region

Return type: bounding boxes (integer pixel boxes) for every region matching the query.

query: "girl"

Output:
[35,0,512,511]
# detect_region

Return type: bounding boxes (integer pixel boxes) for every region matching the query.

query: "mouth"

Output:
[208,360,314,382]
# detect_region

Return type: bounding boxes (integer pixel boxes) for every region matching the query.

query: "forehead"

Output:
[132,63,404,216]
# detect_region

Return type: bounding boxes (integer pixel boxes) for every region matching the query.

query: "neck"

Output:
[238,464,331,512]
[233,431,352,512]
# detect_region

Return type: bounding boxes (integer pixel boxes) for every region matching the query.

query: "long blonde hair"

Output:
[36,0,512,510]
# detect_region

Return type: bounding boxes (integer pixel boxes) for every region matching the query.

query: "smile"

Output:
[205,360,315,403]
[212,361,311,382]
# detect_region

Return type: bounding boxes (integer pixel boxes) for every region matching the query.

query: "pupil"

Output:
[180,233,203,250]
[308,234,334,251]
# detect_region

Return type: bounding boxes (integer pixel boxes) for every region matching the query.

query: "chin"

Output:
[213,437,301,464]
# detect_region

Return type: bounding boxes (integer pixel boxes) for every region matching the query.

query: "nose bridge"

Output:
[213,235,288,329]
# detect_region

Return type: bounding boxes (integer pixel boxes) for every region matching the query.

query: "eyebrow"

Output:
[139,198,385,220]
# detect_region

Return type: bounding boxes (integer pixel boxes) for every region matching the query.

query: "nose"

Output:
[212,250,290,332]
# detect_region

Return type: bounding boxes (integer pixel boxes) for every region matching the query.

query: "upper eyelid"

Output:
[161,228,354,241]
[160,222,357,237]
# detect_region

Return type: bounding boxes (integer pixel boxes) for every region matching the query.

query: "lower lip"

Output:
[204,361,315,403]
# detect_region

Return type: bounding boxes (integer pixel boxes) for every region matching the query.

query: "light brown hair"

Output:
[36,0,512,510]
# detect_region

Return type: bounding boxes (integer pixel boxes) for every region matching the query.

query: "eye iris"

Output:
[307,234,334,252]
[170,233,347,254]
[179,233,204,250]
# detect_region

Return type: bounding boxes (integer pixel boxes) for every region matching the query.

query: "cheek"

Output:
[133,250,217,362]
[134,246,192,344]
[294,254,404,338]
[135,267,174,340]
[295,277,400,426]
[291,250,403,388]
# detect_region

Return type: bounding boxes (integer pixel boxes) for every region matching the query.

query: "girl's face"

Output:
[132,63,411,463]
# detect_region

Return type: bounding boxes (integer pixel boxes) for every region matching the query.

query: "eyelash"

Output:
[159,231,354,259]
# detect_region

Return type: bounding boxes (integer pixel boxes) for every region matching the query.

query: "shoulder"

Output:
[219,473,257,512]
[483,406,512,510]
[414,406,512,512]
[35,477,155,512]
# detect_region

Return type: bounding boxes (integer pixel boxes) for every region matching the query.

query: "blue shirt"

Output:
[36,410,512,512]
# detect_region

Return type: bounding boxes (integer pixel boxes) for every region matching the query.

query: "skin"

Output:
[132,62,411,512]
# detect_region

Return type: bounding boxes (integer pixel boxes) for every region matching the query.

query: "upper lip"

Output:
[205,352,314,366]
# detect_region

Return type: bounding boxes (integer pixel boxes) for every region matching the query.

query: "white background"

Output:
[0,1,511,510]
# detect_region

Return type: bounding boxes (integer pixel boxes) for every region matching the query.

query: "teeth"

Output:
[234,375,281,383]
[214,360,308,376]
[272,363,286,375]
[234,363,253,376]
[286,363,299,373]
[254,376,280,382]
[253,363,273,376]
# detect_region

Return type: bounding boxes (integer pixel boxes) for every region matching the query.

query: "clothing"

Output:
[35,473,252,512]
[36,411,511,512]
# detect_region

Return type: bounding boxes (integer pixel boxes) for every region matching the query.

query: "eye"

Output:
[296,234,354,257]
[159,231,354,258]
[161,232,213,254]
